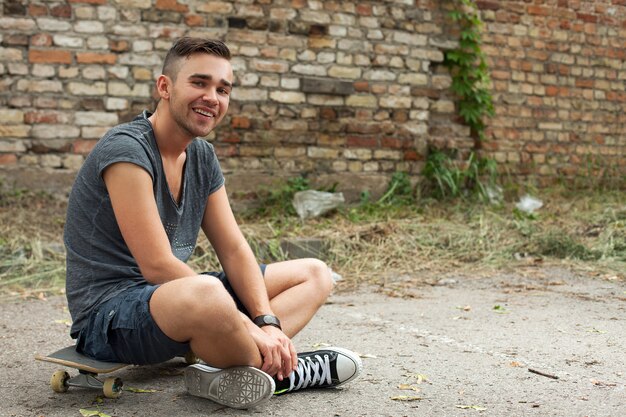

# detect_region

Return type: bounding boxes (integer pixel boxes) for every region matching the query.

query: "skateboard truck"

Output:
[50,369,124,399]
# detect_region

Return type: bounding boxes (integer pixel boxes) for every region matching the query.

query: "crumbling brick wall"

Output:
[1,0,624,200]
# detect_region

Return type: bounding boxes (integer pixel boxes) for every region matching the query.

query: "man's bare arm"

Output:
[103,162,196,283]
[201,186,272,317]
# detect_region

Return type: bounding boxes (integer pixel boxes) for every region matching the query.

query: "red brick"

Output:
[356,4,372,16]
[30,33,53,47]
[28,4,48,16]
[0,154,18,165]
[51,4,72,18]
[577,13,597,23]
[476,1,501,10]
[403,150,420,161]
[109,40,130,53]
[575,79,594,88]
[68,0,106,3]
[347,136,377,148]
[73,140,97,155]
[320,108,337,120]
[29,50,72,64]
[76,53,117,64]
[545,86,559,96]
[221,134,241,144]
[156,0,189,12]
[185,14,204,27]
[231,116,251,129]
[353,81,369,92]
[411,88,440,99]
[382,137,411,149]
[528,5,550,16]
[525,143,550,153]
[24,111,63,124]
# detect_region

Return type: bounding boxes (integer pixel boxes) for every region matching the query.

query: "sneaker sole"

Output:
[185,365,275,409]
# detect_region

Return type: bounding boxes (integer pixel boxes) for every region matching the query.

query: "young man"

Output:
[63,37,361,409]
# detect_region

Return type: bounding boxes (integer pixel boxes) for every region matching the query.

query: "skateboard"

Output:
[36,346,200,398]
[35,346,128,398]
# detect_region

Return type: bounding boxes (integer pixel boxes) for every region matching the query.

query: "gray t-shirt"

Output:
[64,111,224,337]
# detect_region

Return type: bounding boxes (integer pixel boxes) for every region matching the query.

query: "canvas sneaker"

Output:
[184,364,275,409]
[274,346,363,395]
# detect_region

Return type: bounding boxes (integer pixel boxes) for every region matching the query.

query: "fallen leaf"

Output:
[510,361,522,367]
[404,373,429,383]
[356,352,378,359]
[311,342,331,349]
[590,379,617,387]
[54,319,72,327]
[455,405,487,411]
[456,305,471,311]
[586,328,607,334]
[125,386,157,393]
[390,395,423,401]
[397,384,421,392]
[79,410,111,417]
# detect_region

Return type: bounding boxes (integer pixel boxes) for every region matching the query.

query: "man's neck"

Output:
[147,108,192,159]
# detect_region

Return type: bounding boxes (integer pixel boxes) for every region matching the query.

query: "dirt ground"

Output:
[1,266,625,417]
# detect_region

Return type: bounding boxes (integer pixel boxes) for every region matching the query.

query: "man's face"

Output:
[167,53,233,138]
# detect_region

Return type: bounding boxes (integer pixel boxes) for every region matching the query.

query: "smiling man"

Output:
[63,38,361,409]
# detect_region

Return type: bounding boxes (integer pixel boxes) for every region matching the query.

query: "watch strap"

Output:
[252,314,282,330]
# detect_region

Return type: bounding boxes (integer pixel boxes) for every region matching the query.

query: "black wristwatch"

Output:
[253,315,282,330]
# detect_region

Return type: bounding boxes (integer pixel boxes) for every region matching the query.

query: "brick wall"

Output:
[0,0,624,201]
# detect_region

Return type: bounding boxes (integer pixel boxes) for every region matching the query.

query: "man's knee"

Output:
[305,259,333,302]
[153,276,240,333]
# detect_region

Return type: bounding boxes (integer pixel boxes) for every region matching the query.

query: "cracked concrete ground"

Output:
[1,267,624,417]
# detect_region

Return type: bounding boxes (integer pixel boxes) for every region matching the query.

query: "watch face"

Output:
[263,316,273,325]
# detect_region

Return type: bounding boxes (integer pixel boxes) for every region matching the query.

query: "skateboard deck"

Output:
[35,346,128,398]
[35,346,128,374]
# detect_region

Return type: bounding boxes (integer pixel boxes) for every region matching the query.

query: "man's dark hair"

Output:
[162,37,231,81]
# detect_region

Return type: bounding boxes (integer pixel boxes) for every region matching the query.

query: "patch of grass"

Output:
[1,181,624,300]
[345,172,418,222]
[420,148,498,202]
[531,231,601,261]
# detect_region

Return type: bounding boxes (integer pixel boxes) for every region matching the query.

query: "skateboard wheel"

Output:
[103,377,123,399]
[50,370,69,393]
[184,351,199,365]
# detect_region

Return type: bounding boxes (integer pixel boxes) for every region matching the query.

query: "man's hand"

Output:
[249,325,297,381]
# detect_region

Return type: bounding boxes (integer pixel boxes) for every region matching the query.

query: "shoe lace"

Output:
[288,354,331,392]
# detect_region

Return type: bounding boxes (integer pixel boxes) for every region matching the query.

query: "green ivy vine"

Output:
[445,0,494,146]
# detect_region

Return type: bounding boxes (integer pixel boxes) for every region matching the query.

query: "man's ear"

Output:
[155,75,172,100]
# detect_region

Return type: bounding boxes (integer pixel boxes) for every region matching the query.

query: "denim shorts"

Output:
[76,265,266,365]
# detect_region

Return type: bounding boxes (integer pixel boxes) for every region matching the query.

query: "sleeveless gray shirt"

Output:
[64,111,224,337]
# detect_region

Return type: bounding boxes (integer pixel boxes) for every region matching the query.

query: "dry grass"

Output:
[0,185,624,301]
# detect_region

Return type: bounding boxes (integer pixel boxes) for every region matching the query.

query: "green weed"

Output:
[421,148,498,202]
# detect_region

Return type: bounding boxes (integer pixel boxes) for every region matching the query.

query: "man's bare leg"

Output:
[264,258,334,338]
[149,275,262,368]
